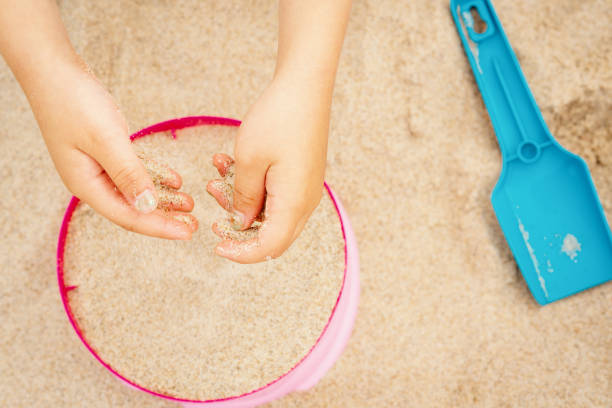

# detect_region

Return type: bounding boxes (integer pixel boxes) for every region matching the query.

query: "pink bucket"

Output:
[56,116,360,408]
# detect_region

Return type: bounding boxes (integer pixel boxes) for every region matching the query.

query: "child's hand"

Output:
[37,66,197,240]
[207,76,329,262]
[0,0,197,240]
[206,0,352,263]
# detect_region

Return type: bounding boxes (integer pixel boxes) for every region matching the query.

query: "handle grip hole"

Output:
[469,6,488,34]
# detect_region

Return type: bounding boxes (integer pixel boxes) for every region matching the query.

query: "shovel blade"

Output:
[492,146,612,304]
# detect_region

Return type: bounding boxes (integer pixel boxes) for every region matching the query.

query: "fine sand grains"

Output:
[62,125,345,401]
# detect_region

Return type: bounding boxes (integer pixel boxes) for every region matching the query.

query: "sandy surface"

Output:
[1,0,610,406]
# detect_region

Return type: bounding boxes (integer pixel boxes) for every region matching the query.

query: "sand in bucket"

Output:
[61,124,345,401]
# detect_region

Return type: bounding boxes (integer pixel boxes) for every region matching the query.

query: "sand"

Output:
[1,0,611,407]
[61,126,345,401]
[210,161,265,241]
[561,233,581,261]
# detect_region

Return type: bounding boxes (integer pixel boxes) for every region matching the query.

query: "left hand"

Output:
[207,74,331,263]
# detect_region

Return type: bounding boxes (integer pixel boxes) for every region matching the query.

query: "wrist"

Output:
[272,66,335,108]
[21,51,85,94]
[24,54,95,118]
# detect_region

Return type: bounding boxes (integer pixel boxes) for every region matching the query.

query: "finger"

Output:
[291,214,309,243]
[74,168,197,240]
[231,156,267,230]
[212,220,260,241]
[91,136,158,214]
[170,212,199,233]
[290,196,320,242]
[206,179,232,211]
[141,156,183,189]
[157,187,194,212]
[212,153,234,177]
[215,204,297,264]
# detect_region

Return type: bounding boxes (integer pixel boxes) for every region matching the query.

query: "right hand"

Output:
[34,63,197,240]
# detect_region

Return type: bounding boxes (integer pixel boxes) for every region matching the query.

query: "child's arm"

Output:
[209,0,352,263]
[0,0,195,240]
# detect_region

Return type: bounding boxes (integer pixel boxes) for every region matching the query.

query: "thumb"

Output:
[231,156,267,230]
[94,136,158,213]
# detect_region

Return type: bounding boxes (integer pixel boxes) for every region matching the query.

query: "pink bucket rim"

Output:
[56,115,348,403]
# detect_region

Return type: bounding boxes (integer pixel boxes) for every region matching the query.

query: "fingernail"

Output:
[230,210,245,231]
[215,245,228,256]
[134,189,157,213]
[173,214,194,226]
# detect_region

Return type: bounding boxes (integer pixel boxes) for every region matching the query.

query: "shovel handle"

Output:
[450,0,554,164]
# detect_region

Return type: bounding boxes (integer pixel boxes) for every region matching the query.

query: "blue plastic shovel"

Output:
[450,0,612,304]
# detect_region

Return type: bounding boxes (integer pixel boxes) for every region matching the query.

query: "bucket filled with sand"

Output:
[56,116,359,407]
